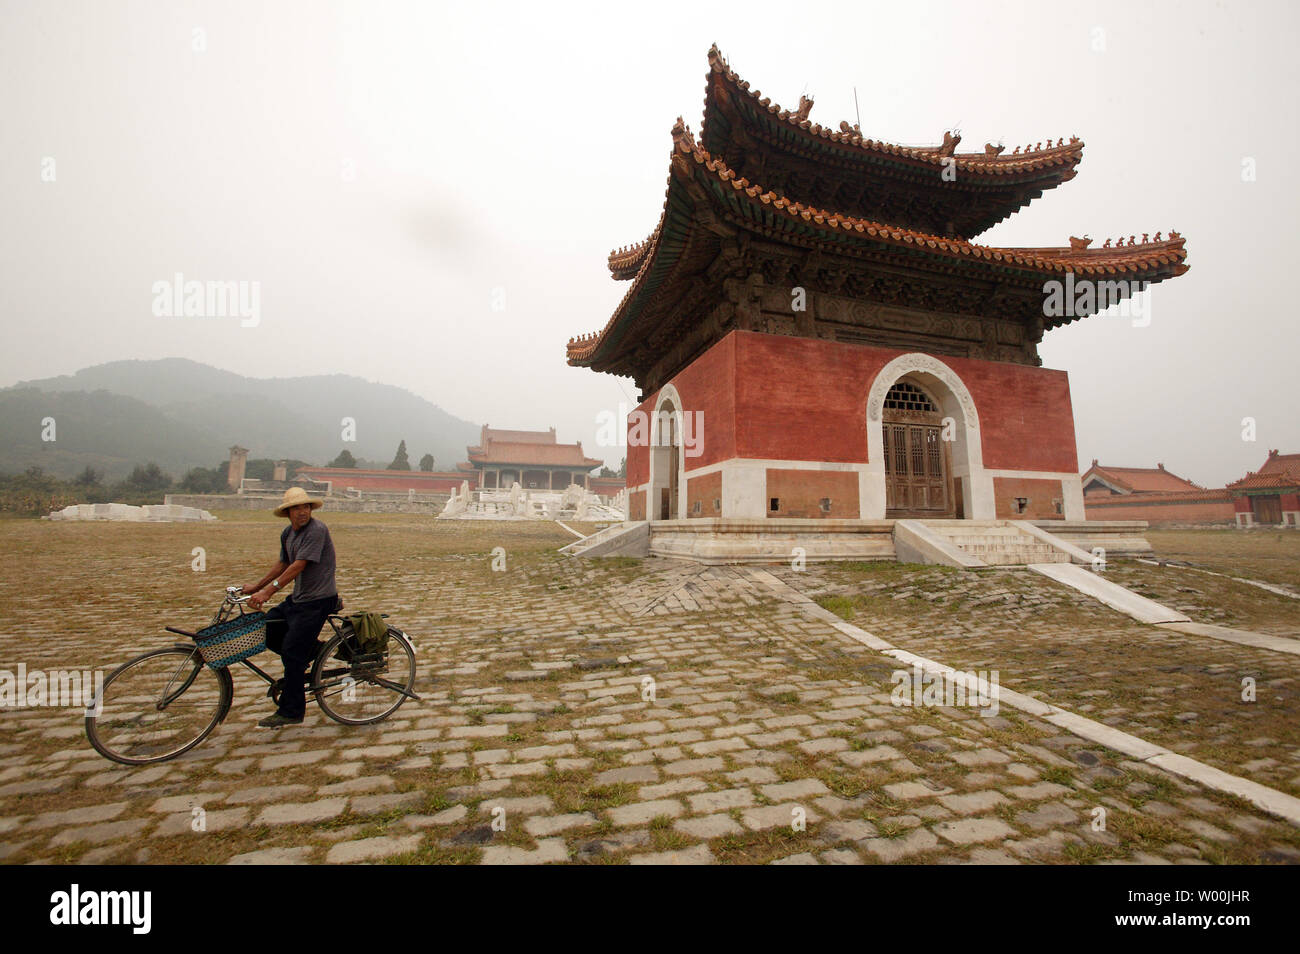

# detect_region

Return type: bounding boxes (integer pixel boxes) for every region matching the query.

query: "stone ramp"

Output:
[893,520,986,568]
[560,521,650,558]
[1029,562,1191,624]
[1155,621,1300,657]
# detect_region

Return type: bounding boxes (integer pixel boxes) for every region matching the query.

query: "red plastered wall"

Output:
[946,355,1078,473]
[726,331,1078,473]
[1085,499,1236,525]
[630,334,737,478]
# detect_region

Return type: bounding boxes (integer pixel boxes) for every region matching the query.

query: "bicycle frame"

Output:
[163,591,415,712]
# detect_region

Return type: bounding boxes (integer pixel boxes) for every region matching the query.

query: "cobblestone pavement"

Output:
[791,562,1300,801]
[1,516,1298,864]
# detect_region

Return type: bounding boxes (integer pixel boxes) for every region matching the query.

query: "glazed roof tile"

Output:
[702,44,1084,177]
[1226,472,1300,490]
[467,441,603,468]
[1258,451,1300,476]
[1082,464,1202,494]
[478,426,557,446]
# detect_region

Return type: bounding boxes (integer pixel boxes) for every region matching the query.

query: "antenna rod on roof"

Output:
[854,87,860,131]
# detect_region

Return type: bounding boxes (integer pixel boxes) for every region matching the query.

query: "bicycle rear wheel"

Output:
[312,628,416,725]
[85,646,231,765]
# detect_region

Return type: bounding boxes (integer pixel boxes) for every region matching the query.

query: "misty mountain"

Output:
[1,358,481,481]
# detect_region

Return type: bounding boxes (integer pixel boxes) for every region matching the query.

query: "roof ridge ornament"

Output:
[671,116,696,149]
[938,130,961,156]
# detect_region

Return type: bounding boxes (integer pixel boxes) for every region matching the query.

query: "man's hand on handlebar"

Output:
[247,588,271,611]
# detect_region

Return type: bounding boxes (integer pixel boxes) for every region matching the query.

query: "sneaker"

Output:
[257,712,304,728]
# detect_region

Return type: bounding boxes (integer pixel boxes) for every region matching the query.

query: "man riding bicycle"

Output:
[242,487,340,728]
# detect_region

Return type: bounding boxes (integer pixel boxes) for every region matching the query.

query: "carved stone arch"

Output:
[864,353,993,519]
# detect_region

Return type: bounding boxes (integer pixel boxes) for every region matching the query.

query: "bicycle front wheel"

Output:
[312,628,416,725]
[85,646,231,765]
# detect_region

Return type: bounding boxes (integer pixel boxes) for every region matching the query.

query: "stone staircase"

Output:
[927,521,1071,566]
[895,520,1087,568]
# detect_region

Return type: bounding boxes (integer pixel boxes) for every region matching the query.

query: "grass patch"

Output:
[817,597,856,621]
[581,783,634,810]
[1040,766,1076,788]
[712,826,810,864]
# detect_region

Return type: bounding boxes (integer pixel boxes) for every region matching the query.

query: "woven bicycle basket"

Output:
[194,611,268,670]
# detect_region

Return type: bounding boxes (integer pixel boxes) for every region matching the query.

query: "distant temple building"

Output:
[460,426,607,491]
[1081,460,1231,525]
[1082,461,1202,497]
[568,47,1189,523]
[1081,451,1300,527]
[1227,451,1300,527]
[291,426,621,497]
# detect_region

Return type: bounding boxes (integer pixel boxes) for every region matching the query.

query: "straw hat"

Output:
[273,486,323,517]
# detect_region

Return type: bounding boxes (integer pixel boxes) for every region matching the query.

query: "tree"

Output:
[74,466,102,487]
[419,453,435,472]
[123,462,172,492]
[618,457,626,478]
[387,440,410,471]
[328,449,357,469]
[599,466,616,478]
[179,466,224,494]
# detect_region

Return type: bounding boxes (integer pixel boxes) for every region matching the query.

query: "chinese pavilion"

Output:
[568,47,1189,524]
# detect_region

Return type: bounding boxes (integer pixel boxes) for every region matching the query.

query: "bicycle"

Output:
[85,586,420,766]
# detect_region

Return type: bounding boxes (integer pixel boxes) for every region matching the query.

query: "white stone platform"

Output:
[45,503,216,522]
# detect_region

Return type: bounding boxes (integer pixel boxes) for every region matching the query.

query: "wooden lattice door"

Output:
[882,382,954,518]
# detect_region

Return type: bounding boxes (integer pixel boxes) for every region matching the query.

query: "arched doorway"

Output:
[865,353,993,520]
[654,400,682,519]
[881,379,954,518]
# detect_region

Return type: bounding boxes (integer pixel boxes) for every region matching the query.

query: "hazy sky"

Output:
[2,0,1296,485]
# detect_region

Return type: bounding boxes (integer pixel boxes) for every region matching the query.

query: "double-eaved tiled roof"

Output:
[571,48,1190,383]
[571,120,1188,370]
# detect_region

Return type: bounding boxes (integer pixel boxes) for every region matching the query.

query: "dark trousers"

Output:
[263,594,340,718]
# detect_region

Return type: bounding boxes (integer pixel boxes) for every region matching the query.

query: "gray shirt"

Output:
[279,517,337,603]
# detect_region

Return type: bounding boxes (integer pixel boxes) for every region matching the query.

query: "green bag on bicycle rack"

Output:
[334,612,387,661]
[194,612,268,670]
